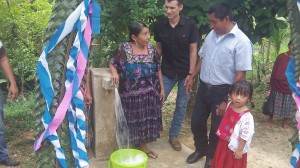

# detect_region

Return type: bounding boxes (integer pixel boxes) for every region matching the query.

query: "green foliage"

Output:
[4,92,35,138]
[3,92,35,167]
[247,27,290,85]
[90,0,163,67]
[182,0,288,43]
[0,0,53,92]
[181,0,290,84]
[0,79,7,84]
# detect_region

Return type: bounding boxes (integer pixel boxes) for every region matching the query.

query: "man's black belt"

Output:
[201,80,231,89]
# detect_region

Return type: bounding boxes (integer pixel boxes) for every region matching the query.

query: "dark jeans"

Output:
[0,92,8,161]
[191,80,230,158]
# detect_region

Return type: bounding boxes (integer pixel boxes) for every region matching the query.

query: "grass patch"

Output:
[3,91,35,167]
[4,92,35,139]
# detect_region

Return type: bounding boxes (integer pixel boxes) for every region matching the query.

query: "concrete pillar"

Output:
[90,68,117,160]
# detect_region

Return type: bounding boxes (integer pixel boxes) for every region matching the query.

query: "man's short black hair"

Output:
[208,3,232,21]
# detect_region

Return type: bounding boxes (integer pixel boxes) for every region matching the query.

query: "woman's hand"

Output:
[109,63,119,86]
[111,73,119,85]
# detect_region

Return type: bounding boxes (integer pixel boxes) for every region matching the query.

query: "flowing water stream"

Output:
[113,88,147,166]
[114,87,131,149]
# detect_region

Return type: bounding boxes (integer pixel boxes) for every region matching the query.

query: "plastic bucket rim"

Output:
[110,148,148,167]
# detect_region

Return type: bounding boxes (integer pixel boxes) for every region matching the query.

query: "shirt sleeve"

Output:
[270,56,280,89]
[198,41,205,58]
[109,43,126,71]
[0,41,6,59]
[153,47,161,70]
[234,38,253,71]
[188,20,199,44]
[153,21,161,42]
[240,113,255,141]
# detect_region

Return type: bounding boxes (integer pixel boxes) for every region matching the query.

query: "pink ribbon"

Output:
[35,8,92,151]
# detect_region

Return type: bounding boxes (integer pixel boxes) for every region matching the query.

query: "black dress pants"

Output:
[191,80,231,158]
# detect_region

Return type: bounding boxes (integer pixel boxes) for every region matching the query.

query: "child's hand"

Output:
[84,92,93,105]
[233,149,243,159]
[216,101,226,116]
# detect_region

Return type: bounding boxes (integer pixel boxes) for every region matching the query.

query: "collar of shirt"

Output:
[213,22,239,40]
[163,16,186,27]
[228,22,239,36]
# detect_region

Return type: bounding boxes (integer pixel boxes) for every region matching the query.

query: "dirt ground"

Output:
[2,90,295,168]
[248,114,293,168]
[177,113,293,168]
[162,91,294,168]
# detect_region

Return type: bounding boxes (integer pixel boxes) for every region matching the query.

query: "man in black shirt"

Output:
[153,0,198,151]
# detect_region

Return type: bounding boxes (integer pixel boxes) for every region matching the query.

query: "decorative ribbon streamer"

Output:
[35,0,100,167]
[288,2,300,166]
[291,142,300,168]
[287,58,300,166]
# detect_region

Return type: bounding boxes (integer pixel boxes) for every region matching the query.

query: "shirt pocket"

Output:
[177,33,189,46]
[217,48,234,66]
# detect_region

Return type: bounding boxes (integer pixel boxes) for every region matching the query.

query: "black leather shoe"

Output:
[204,157,212,168]
[186,151,206,164]
[0,158,20,166]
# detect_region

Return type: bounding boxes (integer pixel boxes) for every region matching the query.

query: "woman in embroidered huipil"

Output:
[212,80,255,168]
[109,22,164,159]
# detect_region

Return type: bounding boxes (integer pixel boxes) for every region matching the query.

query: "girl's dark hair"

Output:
[229,80,253,101]
[128,22,148,42]
[208,3,232,21]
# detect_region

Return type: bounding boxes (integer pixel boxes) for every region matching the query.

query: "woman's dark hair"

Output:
[208,3,232,21]
[128,22,148,42]
[229,80,253,101]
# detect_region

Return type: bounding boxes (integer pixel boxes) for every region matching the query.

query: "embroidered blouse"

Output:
[110,42,161,98]
[228,112,255,154]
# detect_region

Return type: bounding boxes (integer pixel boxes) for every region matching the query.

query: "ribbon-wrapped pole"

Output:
[35,0,100,167]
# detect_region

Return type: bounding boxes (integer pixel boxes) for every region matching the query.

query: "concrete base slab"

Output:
[90,138,205,168]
